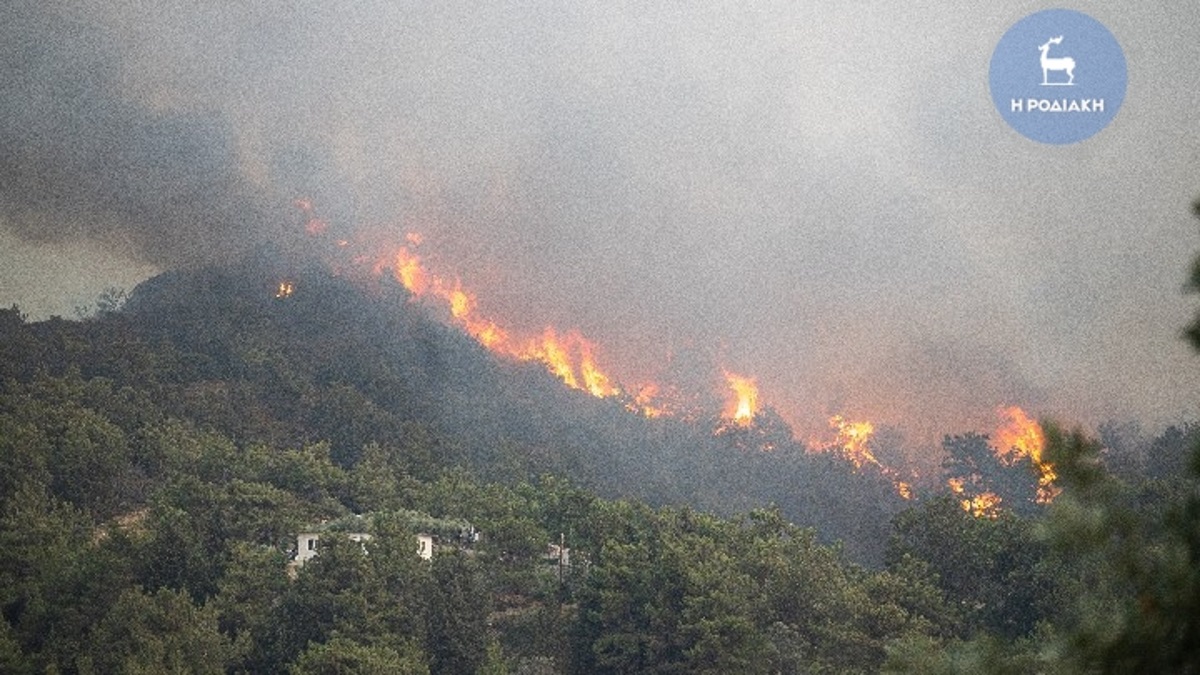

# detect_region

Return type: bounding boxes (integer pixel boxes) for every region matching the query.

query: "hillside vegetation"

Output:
[1,254,1197,673]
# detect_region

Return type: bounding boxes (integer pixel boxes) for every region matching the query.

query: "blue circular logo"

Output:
[989,9,1126,145]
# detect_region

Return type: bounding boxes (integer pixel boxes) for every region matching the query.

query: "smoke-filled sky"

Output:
[3,1,1199,446]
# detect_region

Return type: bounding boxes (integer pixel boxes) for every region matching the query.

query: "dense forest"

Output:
[2,250,1199,673]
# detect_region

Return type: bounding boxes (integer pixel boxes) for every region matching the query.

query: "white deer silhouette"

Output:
[1038,36,1075,86]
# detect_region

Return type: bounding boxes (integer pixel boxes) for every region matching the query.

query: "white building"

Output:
[294,531,374,565]
[416,533,434,561]
[292,531,434,566]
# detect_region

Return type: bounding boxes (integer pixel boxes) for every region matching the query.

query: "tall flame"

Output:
[724,372,758,425]
[947,407,1055,518]
[993,406,1057,503]
[579,340,619,398]
[520,327,580,389]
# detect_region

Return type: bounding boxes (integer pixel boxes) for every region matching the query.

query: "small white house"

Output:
[416,533,434,561]
[291,510,476,573]
[294,531,373,565]
[293,531,434,566]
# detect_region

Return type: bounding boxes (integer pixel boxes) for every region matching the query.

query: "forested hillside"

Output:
[11,253,911,562]
[2,253,1198,673]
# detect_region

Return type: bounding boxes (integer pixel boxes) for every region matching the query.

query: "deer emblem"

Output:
[1038,36,1075,86]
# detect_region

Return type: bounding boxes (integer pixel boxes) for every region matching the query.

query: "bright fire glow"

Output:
[818,415,913,499]
[379,234,645,408]
[829,415,878,469]
[948,477,1003,518]
[393,248,429,296]
[724,372,758,425]
[290,204,1069,488]
[993,406,1057,503]
[579,340,619,398]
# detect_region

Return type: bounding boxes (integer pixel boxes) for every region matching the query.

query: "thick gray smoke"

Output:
[0,1,288,268]
[3,1,1199,450]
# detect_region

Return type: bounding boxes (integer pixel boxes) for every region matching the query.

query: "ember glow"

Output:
[724,372,759,426]
[632,383,667,419]
[993,406,1058,503]
[274,281,295,299]
[296,199,329,236]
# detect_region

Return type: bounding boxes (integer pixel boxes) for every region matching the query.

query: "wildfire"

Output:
[993,406,1058,503]
[520,327,581,390]
[632,383,667,418]
[948,477,1003,518]
[392,248,429,295]
[724,372,758,425]
[379,233,643,408]
[289,202,1065,497]
[828,415,879,469]
[579,340,619,398]
[815,415,913,499]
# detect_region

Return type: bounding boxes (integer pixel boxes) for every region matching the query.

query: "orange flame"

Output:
[275,281,295,299]
[579,340,619,398]
[632,383,666,418]
[520,327,580,389]
[724,372,758,425]
[993,406,1057,503]
[817,415,913,499]
[948,477,1002,518]
[382,234,629,402]
[829,415,878,469]
[393,248,429,296]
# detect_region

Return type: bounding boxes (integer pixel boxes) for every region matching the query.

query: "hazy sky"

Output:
[3,1,1199,446]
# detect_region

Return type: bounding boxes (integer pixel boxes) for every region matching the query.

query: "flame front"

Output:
[724,372,758,425]
[993,406,1057,503]
[382,234,633,404]
[291,205,1062,482]
[521,328,580,389]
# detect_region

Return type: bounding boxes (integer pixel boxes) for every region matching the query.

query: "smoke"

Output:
[0,1,288,268]
[3,1,1199,440]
